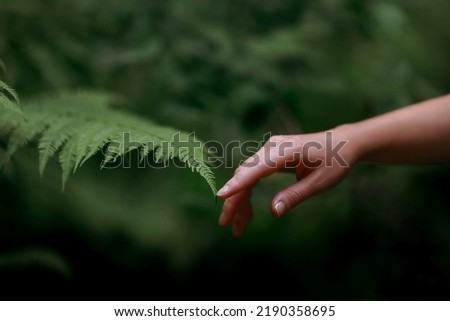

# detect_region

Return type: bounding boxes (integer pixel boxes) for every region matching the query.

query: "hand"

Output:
[216,130,357,237]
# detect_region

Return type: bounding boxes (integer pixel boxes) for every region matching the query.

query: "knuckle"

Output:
[269,135,285,144]
[284,188,306,205]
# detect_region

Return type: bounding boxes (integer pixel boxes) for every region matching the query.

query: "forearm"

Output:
[338,95,450,164]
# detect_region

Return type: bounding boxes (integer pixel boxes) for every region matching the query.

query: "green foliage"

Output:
[0,90,216,194]
[0,78,22,116]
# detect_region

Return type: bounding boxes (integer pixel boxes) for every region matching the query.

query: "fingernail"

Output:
[275,201,286,217]
[217,184,230,197]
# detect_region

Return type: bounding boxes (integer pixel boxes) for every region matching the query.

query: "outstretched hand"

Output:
[216,131,356,237]
[216,95,450,236]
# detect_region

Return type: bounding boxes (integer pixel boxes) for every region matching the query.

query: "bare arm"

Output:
[341,94,450,164]
[217,95,450,237]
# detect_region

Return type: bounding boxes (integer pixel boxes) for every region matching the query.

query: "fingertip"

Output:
[216,184,230,198]
[271,198,286,218]
[232,224,238,237]
[217,179,245,199]
[219,211,235,226]
[232,224,244,237]
[275,201,287,217]
[218,212,227,226]
[217,188,241,199]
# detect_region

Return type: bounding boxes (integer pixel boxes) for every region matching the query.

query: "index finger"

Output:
[216,136,291,198]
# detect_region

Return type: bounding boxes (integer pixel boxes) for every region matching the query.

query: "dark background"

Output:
[1,0,450,300]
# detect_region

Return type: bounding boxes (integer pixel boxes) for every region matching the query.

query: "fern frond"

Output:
[0,80,23,116]
[0,81,20,105]
[1,90,217,195]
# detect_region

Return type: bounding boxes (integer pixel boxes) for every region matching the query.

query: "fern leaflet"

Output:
[0,79,23,116]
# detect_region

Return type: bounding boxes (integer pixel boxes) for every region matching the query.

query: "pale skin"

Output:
[216,94,450,237]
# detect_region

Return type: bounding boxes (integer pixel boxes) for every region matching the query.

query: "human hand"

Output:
[216,130,357,237]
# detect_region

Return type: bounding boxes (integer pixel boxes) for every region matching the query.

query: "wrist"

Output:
[331,123,368,166]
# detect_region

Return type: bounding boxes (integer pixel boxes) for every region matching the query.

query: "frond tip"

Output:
[0,90,217,195]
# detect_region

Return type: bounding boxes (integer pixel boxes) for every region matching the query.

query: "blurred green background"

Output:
[1,0,450,299]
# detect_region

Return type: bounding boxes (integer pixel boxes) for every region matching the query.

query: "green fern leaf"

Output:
[0,81,20,105]
[0,81,23,116]
[1,90,217,195]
